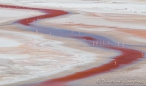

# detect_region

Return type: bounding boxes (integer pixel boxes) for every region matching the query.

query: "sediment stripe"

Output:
[0,4,143,86]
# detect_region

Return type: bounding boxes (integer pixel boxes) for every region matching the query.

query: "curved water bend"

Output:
[0,4,68,25]
[0,4,144,86]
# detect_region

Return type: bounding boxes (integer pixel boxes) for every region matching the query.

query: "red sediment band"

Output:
[33,37,143,86]
[0,4,68,25]
[0,4,143,86]
[74,36,96,40]
[19,10,67,25]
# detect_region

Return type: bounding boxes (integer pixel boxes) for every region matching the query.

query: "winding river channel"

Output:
[0,4,144,86]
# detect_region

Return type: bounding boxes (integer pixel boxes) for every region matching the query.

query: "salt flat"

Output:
[0,27,102,86]
[0,0,146,86]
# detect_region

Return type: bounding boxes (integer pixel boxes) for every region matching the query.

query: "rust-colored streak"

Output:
[33,37,143,86]
[0,4,67,25]
[19,10,67,25]
[0,4,143,86]
[74,36,96,40]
